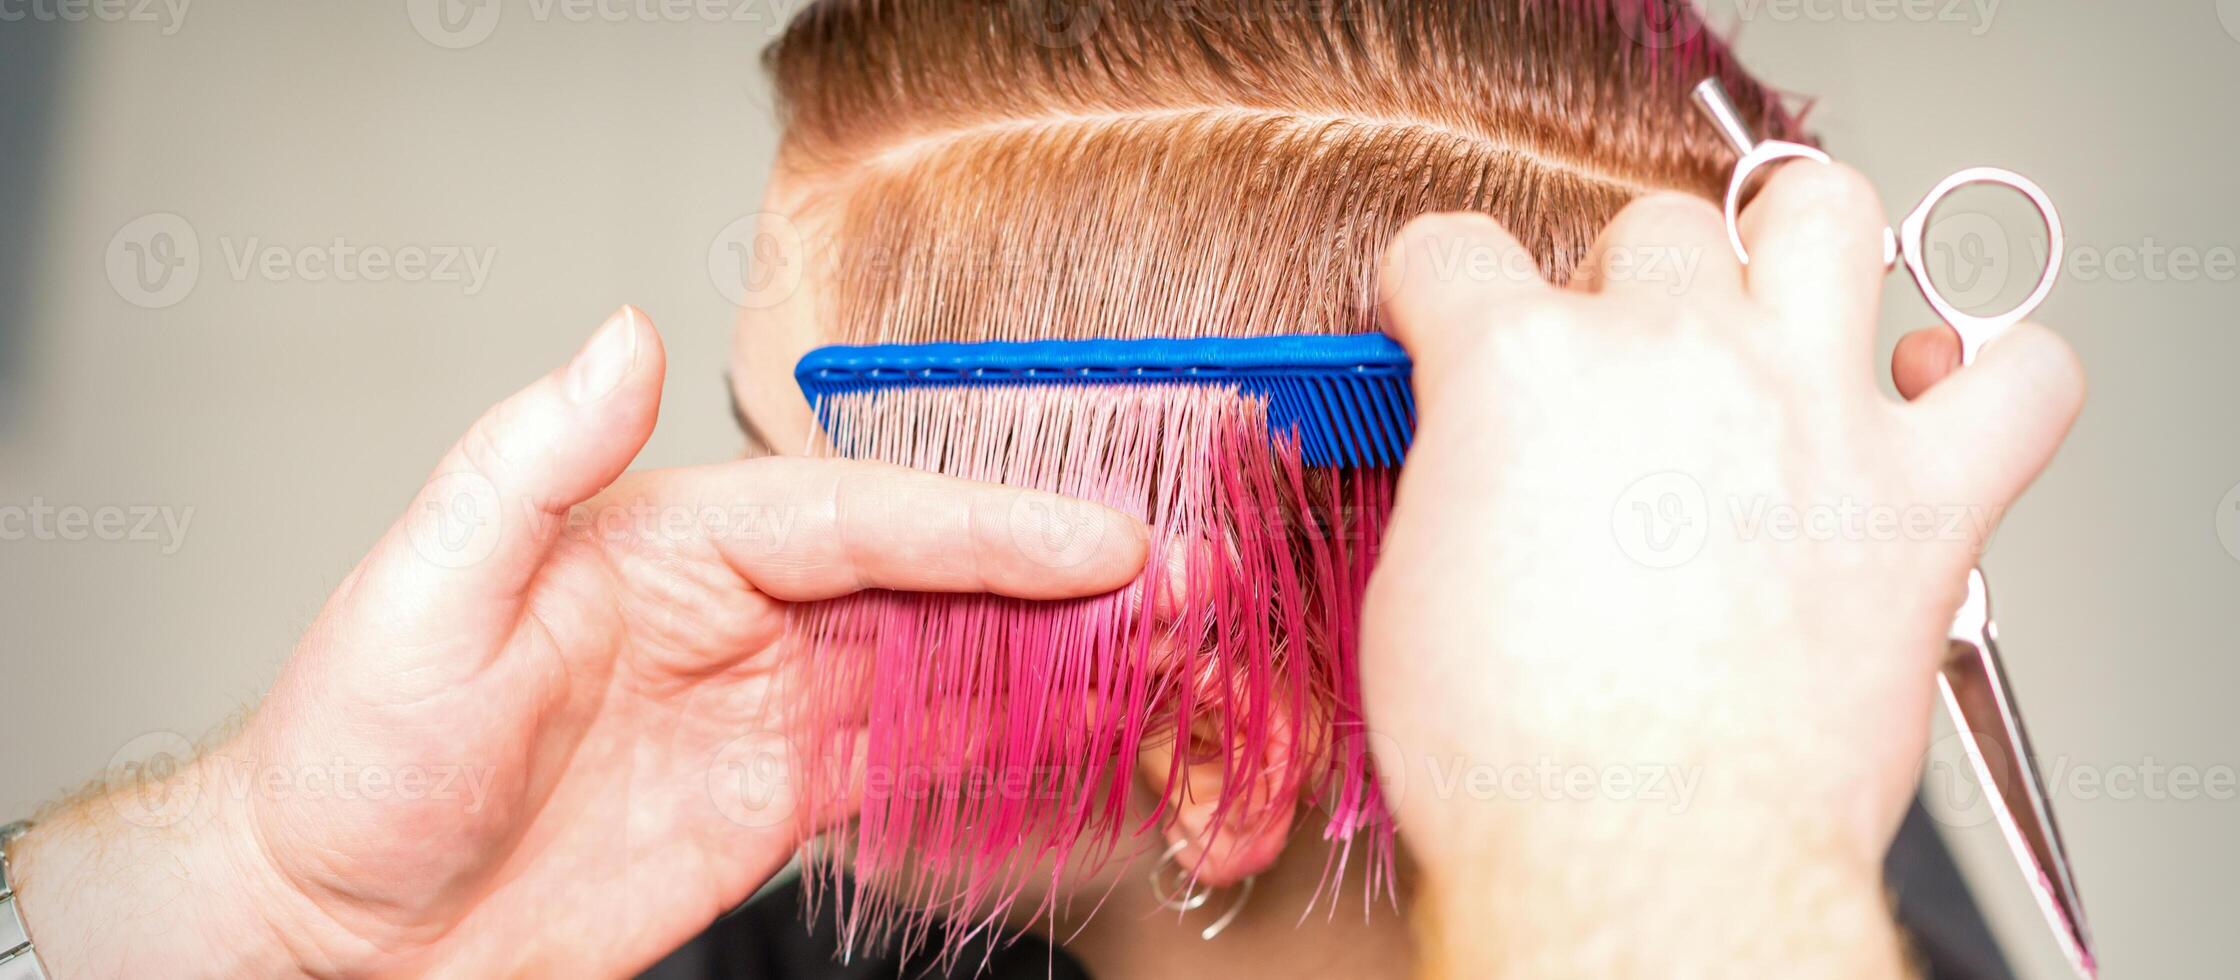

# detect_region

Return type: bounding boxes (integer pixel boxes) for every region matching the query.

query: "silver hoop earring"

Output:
[1148,837,1257,940]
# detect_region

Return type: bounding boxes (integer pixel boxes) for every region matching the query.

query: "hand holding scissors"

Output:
[1694,78,2095,979]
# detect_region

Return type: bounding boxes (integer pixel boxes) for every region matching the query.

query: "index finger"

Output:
[1737,160,1889,365]
[1376,211,1553,394]
[655,456,1151,602]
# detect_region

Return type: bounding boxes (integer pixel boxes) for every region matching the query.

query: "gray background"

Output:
[1,2,2232,976]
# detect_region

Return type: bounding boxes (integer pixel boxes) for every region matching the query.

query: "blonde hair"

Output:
[766,0,1806,956]
[767,0,1805,345]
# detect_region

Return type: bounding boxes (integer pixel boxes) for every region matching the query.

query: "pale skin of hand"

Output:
[6,306,1150,978]
[1362,162,2084,978]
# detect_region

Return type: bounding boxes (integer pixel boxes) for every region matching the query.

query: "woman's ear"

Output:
[1135,695,1306,887]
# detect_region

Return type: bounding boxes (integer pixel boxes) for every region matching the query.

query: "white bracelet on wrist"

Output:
[0,820,51,980]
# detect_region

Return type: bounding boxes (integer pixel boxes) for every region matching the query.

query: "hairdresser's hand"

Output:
[6,307,1149,978]
[1362,165,2083,975]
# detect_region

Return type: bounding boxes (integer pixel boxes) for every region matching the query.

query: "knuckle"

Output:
[1490,298,1581,357]
[2011,322,2089,398]
[611,546,774,651]
[1613,191,1723,239]
[453,413,510,485]
[1776,160,1882,221]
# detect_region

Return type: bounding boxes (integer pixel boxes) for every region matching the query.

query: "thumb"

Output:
[359,305,666,637]
[1909,322,2084,514]
[1890,324,1962,401]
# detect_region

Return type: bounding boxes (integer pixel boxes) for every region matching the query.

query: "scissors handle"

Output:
[1692,78,2095,978]
[1895,167,2065,364]
[1690,79,2065,365]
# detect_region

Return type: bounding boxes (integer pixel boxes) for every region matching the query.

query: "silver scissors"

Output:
[1692,78,2094,979]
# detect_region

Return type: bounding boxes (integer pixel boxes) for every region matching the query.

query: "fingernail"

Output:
[568,306,641,404]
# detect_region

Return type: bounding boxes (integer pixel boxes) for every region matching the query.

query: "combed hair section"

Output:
[784,384,1396,960]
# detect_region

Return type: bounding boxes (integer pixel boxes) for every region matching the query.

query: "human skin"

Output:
[1362,161,2083,977]
[0,160,2064,979]
[5,306,1151,978]
[726,174,1426,979]
[718,164,2039,979]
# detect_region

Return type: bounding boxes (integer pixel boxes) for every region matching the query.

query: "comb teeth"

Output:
[794,334,1416,467]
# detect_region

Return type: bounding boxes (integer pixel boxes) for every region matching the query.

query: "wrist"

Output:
[7,753,309,978]
[1411,798,1908,980]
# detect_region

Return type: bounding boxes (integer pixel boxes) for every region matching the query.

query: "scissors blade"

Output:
[1939,568,2097,979]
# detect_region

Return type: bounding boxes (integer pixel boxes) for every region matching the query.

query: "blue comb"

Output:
[794,333,1416,467]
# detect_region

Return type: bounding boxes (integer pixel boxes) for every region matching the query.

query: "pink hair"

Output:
[785,384,1396,958]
